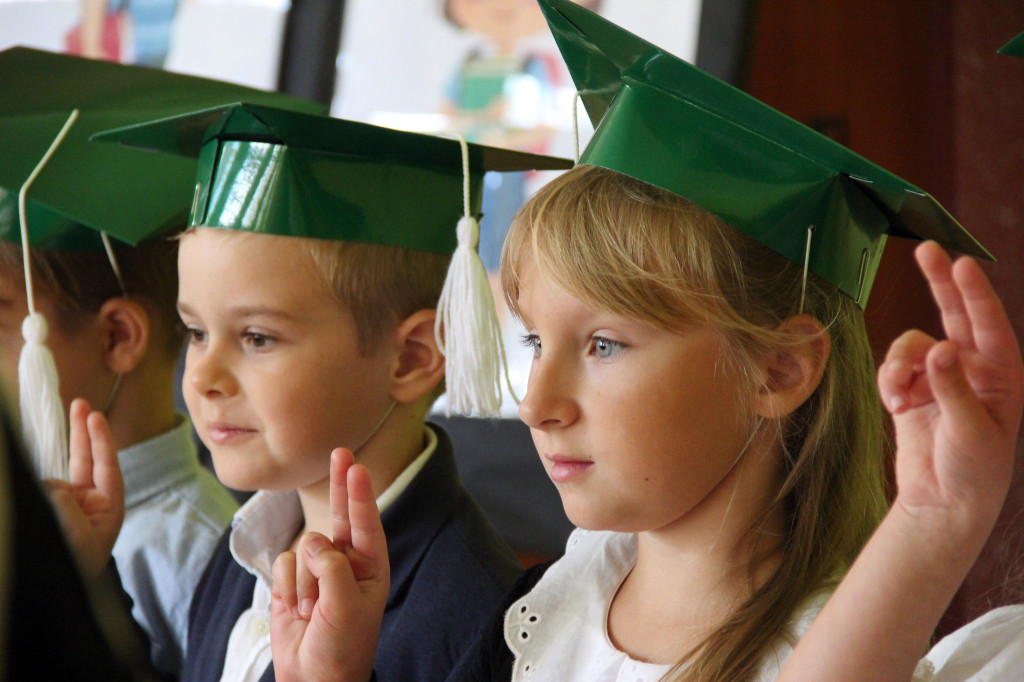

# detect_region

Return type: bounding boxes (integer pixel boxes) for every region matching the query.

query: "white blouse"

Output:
[913,604,1024,682]
[504,528,829,682]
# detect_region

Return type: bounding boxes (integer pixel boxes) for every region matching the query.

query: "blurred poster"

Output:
[333,0,702,415]
[0,0,289,91]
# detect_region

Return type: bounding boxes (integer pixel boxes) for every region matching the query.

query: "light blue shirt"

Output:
[112,413,238,677]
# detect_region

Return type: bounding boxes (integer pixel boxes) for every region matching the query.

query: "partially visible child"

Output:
[0,46,323,675]
[92,102,572,681]
[0,234,238,676]
[265,3,997,681]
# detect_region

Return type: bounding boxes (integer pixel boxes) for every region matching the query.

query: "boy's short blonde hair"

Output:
[302,239,452,356]
[0,236,183,361]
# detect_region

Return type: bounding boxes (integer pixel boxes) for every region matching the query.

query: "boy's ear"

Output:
[754,314,830,420]
[98,298,150,375]
[389,309,445,404]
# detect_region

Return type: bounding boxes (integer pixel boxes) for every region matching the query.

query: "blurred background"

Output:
[3,0,1023,638]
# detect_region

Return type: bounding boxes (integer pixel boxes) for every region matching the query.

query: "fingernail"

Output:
[305,535,328,557]
[889,393,906,412]
[300,598,315,618]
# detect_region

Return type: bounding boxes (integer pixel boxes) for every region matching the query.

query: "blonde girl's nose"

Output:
[518,355,578,429]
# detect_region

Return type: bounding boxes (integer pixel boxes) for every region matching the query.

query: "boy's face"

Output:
[177,229,396,494]
[0,271,111,419]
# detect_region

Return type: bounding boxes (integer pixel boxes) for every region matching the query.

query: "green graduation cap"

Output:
[95,102,574,416]
[998,31,1024,56]
[0,46,323,250]
[538,0,991,308]
[94,102,572,253]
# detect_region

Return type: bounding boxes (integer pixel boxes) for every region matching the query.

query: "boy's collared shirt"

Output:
[218,426,438,682]
[114,413,239,676]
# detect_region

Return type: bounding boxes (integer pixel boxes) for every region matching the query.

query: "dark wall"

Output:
[745,0,1024,637]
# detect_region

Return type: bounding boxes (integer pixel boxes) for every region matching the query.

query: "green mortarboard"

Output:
[93,102,573,253]
[96,102,574,417]
[539,0,991,308]
[0,46,323,250]
[998,31,1024,56]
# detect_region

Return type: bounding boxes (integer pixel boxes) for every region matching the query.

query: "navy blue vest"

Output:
[183,425,522,682]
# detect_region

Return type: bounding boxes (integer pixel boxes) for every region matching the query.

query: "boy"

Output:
[0,46,323,675]
[97,102,572,681]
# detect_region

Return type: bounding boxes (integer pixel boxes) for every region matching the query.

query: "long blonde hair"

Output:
[501,165,887,681]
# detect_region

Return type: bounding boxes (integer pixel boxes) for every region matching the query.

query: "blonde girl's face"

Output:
[515,261,765,536]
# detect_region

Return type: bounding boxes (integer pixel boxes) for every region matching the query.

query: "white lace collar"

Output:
[504,528,832,682]
[504,529,672,682]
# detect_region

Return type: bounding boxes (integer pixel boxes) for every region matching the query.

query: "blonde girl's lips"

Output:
[545,454,594,483]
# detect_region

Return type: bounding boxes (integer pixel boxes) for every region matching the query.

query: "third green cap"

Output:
[0,47,324,250]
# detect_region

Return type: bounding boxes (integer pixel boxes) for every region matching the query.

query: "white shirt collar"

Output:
[229,426,438,587]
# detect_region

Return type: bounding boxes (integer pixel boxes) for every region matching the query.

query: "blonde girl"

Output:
[263,3,991,681]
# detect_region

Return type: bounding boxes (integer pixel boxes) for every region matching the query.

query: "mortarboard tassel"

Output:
[17,109,78,480]
[435,137,511,417]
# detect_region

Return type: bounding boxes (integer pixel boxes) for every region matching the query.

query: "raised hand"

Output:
[271,448,390,682]
[44,397,124,579]
[778,242,1024,682]
[880,241,1023,528]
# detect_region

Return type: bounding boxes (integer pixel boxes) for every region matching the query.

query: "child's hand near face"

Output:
[44,397,124,579]
[270,448,390,682]
[881,240,1023,535]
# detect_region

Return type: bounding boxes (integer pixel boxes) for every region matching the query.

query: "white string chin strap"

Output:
[351,399,398,454]
[799,225,814,315]
[434,136,514,417]
[572,92,582,164]
[707,416,765,555]
[18,109,79,481]
[99,231,126,414]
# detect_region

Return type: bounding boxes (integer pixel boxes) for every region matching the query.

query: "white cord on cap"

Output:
[17,109,79,480]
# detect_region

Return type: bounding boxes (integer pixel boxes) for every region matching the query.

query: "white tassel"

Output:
[19,313,68,480]
[17,109,77,481]
[435,214,506,417]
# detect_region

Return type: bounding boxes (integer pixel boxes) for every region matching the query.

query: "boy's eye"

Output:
[185,327,206,344]
[591,337,624,359]
[520,333,541,357]
[244,332,273,349]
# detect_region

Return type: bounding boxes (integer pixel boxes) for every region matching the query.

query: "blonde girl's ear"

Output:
[754,314,831,420]
[98,297,150,375]
[390,308,446,404]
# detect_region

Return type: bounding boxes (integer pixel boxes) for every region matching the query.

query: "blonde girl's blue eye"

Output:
[520,333,541,357]
[592,337,624,359]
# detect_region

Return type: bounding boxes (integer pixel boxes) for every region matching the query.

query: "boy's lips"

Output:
[544,453,594,483]
[206,422,258,445]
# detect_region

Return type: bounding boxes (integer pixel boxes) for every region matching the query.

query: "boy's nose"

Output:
[187,348,236,398]
[518,356,578,430]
